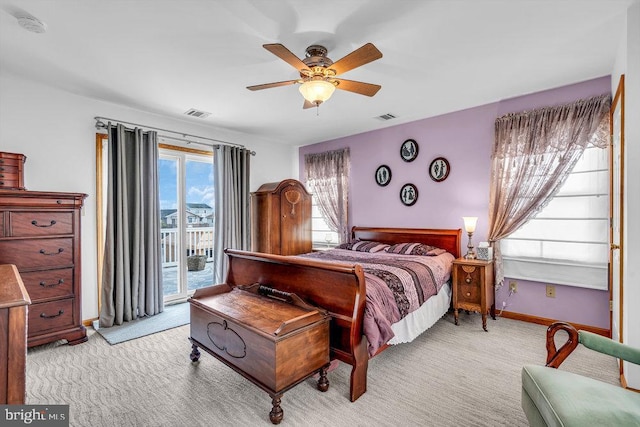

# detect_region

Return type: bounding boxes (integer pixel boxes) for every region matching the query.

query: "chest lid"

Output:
[191,284,328,337]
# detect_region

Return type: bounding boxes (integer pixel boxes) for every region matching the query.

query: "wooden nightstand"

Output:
[452,258,495,331]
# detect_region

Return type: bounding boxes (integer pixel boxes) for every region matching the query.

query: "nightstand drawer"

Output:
[457,281,480,305]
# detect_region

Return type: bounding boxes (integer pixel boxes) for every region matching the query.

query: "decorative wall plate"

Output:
[400,183,418,206]
[400,139,419,162]
[429,157,450,182]
[375,165,392,186]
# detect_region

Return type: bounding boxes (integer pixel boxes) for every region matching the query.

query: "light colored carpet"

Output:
[92,303,189,345]
[26,313,619,426]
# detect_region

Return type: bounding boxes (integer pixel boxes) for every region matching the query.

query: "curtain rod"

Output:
[94,116,256,155]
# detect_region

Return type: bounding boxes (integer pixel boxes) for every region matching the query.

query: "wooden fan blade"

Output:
[303,99,316,109]
[330,43,382,75]
[246,80,299,91]
[334,79,381,97]
[263,43,308,71]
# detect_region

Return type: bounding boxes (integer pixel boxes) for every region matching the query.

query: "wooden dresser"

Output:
[452,258,495,331]
[251,179,312,255]
[0,264,31,404]
[189,283,330,424]
[0,189,87,347]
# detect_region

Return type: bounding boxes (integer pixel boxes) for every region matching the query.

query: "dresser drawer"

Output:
[0,238,74,270]
[9,212,73,236]
[0,177,22,190]
[0,159,23,169]
[20,268,74,302]
[28,298,75,334]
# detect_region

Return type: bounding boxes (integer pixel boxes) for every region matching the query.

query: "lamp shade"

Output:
[462,216,478,233]
[299,80,336,105]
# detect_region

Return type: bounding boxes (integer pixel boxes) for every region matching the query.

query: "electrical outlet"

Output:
[546,285,556,298]
[509,281,517,293]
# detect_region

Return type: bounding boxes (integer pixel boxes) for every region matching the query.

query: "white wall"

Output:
[0,73,297,322]
[620,1,640,388]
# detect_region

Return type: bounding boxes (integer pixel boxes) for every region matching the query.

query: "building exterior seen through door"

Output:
[159,146,214,303]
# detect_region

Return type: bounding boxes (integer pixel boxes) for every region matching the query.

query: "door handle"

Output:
[611,244,620,250]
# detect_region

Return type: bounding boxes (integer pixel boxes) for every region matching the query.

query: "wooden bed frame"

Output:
[223,227,462,402]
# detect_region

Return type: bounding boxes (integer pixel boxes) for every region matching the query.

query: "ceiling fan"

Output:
[247,43,383,109]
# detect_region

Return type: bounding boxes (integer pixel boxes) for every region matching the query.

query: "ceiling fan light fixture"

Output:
[299,79,336,105]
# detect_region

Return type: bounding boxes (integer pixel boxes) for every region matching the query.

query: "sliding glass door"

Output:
[159,145,214,303]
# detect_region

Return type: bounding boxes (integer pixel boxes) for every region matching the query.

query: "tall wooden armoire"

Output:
[251,179,312,255]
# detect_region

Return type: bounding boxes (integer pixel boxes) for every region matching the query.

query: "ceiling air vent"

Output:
[184,109,211,119]
[376,113,397,121]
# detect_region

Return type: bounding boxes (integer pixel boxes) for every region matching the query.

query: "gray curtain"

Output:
[100,124,163,327]
[488,94,610,286]
[304,148,350,243]
[213,145,251,284]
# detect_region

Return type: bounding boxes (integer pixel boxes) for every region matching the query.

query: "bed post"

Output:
[350,338,368,401]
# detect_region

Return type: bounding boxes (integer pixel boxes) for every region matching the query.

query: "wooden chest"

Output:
[0,152,26,191]
[0,189,87,347]
[189,283,330,424]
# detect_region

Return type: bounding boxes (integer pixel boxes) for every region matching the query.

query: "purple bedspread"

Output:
[298,249,454,356]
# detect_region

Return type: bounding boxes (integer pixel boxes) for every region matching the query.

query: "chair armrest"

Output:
[545,321,640,368]
[545,322,579,368]
[579,330,640,366]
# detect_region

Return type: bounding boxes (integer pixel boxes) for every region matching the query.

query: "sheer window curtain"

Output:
[304,148,350,243]
[212,145,251,284]
[488,94,611,286]
[100,124,163,327]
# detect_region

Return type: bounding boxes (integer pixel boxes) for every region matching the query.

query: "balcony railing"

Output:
[161,227,214,267]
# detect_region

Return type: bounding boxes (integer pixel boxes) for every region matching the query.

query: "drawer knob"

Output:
[0,181,3,186]
[465,276,472,284]
[40,279,65,288]
[40,309,64,319]
[32,219,57,228]
[39,248,64,256]
[466,292,471,297]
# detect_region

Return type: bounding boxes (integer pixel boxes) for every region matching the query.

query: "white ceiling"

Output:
[0,0,633,146]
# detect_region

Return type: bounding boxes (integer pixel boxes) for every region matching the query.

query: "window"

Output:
[304,148,350,247]
[501,145,609,289]
[311,195,339,249]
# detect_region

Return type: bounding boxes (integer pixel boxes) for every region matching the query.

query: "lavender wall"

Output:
[299,76,611,329]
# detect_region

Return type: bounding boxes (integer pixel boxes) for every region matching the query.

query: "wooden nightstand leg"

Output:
[482,313,488,332]
[454,308,459,325]
[490,303,496,320]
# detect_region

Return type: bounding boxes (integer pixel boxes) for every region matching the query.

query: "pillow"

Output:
[336,239,390,253]
[386,242,446,256]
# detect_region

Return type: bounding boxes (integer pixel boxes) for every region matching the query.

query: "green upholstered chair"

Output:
[522,322,640,427]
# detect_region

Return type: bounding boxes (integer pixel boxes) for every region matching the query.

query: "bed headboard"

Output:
[351,227,462,259]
